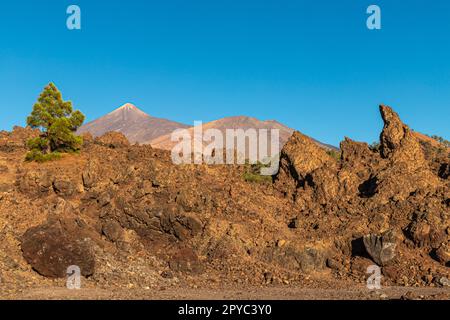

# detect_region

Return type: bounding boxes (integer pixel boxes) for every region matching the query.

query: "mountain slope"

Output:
[148,115,335,152]
[78,105,336,151]
[77,103,190,144]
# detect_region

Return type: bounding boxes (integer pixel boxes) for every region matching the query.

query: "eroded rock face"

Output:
[309,165,339,205]
[338,138,382,198]
[363,230,398,266]
[373,105,441,203]
[21,221,95,278]
[275,131,336,201]
[379,105,408,159]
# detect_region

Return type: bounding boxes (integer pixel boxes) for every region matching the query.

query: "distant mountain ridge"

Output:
[78,103,336,151]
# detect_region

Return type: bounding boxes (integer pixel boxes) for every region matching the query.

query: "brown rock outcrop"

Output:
[373,105,441,203]
[275,131,335,199]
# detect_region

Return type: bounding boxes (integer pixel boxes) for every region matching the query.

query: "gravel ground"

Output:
[1,285,449,300]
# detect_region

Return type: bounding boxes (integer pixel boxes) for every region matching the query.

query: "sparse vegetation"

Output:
[243,161,273,184]
[25,83,85,162]
[326,149,341,161]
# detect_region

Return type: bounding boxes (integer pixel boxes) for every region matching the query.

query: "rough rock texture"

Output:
[21,219,96,278]
[0,126,39,152]
[275,131,335,201]
[379,105,409,158]
[0,105,448,293]
[94,132,131,149]
[435,243,450,266]
[279,131,333,182]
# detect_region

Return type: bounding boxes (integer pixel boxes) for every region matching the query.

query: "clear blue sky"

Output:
[0,0,449,146]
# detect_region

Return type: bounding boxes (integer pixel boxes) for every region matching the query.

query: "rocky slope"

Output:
[0,105,448,297]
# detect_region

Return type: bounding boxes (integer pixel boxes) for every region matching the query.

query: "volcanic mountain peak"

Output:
[114,103,140,112]
[77,103,189,144]
[107,103,150,119]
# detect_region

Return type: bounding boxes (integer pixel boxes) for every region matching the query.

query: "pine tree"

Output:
[26,83,85,161]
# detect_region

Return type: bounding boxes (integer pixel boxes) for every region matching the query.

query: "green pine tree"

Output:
[26,83,85,162]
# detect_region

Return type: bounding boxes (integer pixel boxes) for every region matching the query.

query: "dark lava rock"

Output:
[21,222,95,278]
[363,229,397,266]
[53,179,76,197]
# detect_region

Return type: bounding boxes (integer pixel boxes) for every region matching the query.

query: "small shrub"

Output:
[25,150,62,163]
[243,161,274,184]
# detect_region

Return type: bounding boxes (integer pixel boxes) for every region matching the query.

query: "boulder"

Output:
[296,247,327,273]
[21,221,95,278]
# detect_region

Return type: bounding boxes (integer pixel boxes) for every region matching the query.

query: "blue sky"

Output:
[0,0,449,146]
